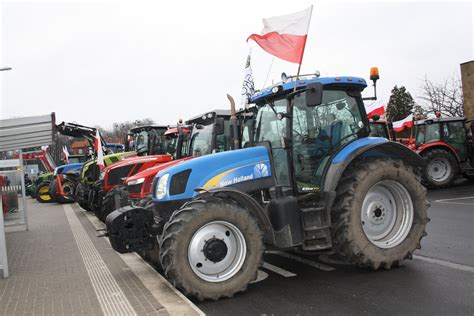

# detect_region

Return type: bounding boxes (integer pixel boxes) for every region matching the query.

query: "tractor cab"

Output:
[249,77,372,194]
[412,116,474,188]
[127,125,169,156]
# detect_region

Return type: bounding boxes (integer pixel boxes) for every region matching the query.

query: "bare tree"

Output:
[419,76,464,117]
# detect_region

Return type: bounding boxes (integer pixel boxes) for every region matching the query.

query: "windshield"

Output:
[415,123,440,146]
[136,131,148,154]
[189,124,213,156]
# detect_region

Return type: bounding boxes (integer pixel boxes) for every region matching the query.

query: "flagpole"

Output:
[293,5,313,92]
[262,57,275,89]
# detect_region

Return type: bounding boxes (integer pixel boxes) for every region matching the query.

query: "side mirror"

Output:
[214,117,225,135]
[306,82,323,107]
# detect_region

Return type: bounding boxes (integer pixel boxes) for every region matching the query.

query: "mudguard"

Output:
[323,138,425,192]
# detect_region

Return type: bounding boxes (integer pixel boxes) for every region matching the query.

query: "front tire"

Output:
[159,197,264,300]
[332,158,429,270]
[422,149,458,189]
[36,182,53,203]
[101,185,129,222]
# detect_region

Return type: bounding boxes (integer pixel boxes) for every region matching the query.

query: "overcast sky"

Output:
[1,0,472,128]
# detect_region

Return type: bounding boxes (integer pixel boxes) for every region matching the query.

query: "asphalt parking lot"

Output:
[195,179,474,315]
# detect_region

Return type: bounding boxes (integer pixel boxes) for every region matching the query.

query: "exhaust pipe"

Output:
[227,94,240,150]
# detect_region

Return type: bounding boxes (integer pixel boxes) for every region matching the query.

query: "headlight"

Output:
[127,177,144,186]
[99,170,105,180]
[155,173,169,199]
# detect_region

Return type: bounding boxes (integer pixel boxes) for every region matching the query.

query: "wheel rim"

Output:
[361,180,414,249]
[188,221,247,283]
[38,187,51,201]
[62,182,74,199]
[427,157,451,182]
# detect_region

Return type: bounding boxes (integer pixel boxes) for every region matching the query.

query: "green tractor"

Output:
[107,70,429,300]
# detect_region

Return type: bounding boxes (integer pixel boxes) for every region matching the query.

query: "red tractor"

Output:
[409,117,474,188]
[92,125,192,221]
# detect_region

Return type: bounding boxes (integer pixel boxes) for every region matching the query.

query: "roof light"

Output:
[347,78,353,81]
[370,67,380,81]
[335,78,341,81]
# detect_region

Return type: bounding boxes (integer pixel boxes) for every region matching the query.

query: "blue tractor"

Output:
[106,69,429,300]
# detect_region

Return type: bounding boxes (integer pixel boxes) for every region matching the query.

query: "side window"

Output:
[254,100,290,186]
[445,122,467,159]
[215,120,231,152]
[425,124,440,143]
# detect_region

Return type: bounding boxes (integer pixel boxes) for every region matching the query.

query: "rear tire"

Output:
[422,149,458,189]
[36,182,52,203]
[332,158,429,270]
[101,185,129,222]
[160,197,264,301]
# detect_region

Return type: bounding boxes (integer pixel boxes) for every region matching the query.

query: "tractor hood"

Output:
[153,146,273,202]
[54,163,83,176]
[105,154,173,174]
[124,157,194,185]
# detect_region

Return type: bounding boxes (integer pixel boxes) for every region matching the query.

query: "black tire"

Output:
[89,185,103,218]
[463,173,474,182]
[76,183,90,211]
[36,181,53,203]
[137,195,161,268]
[49,179,59,203]
[160,196,264,301]
[101,185,130,222]
[422,149,459,189]
[332,158,429,270]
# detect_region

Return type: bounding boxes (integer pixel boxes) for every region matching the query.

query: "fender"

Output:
[197,187,275,244]
[417,142,460,161]
[323,139,424,192]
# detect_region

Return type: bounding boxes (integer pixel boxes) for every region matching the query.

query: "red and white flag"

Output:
[248,6,313,64]
[94,129,105,169]
[62,146,69,164]
[392,114,413,132]
[364,100,385,118]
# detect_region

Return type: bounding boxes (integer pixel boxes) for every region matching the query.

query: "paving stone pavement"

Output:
[0,198,166,316]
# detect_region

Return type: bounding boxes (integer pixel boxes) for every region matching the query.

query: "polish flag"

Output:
[94,129,105,169]
[62,146,69,164]
[392,114,414,132]
[248,6,313,64]
[364,100,385,118]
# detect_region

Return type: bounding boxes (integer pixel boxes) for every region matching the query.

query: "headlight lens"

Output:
[127,177,145,186]
[155,174,169,199]
[99,170,105,180]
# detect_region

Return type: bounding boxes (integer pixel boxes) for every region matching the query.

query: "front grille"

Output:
[170,169,192,195]
[128,183,142,194]
[107,165,134,186]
